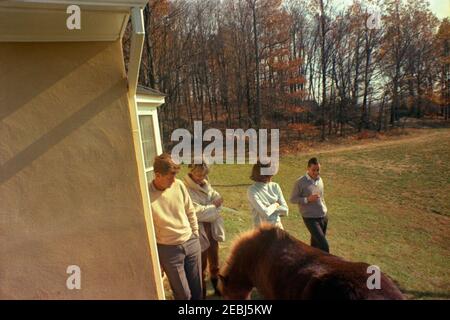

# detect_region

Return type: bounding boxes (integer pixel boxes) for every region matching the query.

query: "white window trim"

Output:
[136,106,163,180]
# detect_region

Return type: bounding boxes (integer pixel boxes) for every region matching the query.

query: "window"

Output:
[137,109,161,183]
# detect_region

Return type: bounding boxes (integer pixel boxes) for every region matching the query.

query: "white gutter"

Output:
[9,1,149,7]
[128,6,145,95]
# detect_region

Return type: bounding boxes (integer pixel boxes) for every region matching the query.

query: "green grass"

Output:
[168,128,450,300]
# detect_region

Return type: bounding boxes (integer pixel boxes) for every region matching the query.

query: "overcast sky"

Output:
[338,0,449,20]
[428,0,449,20]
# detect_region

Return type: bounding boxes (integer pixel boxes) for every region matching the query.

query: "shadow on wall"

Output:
[0,80,127,185]
[0,42,108,122]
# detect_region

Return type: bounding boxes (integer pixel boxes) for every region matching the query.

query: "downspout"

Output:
[128,7,145,94]
[127,7,166,300]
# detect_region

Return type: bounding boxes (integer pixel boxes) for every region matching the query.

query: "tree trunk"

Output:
[251,0,261,128]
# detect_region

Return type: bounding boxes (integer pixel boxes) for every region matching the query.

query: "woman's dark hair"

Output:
[250,161,273,182]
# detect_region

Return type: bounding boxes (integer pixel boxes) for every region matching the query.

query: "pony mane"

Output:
[220,224,290,277]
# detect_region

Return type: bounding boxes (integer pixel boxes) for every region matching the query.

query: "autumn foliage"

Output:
[125,0,449,147]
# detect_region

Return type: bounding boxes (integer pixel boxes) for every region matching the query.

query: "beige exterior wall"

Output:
[0,40,159,299]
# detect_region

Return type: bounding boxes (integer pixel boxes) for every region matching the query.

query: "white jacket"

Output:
[183,175,225,250]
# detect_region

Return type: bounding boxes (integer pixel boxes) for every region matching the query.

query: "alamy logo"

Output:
[366,265,381,289]
[366,8,381,30]
[66,5,81,30]
[66,265,81,290]
[171,121,279,175]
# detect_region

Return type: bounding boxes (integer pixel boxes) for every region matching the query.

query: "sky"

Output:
[428,0,450,20]
[337,0,449,20]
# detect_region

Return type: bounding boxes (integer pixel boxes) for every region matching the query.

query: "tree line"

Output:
[123,0,450,145]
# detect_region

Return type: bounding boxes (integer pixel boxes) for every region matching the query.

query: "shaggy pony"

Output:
[218,224,404,300]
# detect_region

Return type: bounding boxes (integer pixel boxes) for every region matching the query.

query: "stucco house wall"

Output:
[0,40,159,299]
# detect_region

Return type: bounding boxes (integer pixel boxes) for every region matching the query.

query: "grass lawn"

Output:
[166,128,450,300]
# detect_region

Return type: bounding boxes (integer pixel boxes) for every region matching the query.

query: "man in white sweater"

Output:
[148,154,202,300]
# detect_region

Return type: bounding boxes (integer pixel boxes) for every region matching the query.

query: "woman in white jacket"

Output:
[183,163,225,297]
[247,161,289,229]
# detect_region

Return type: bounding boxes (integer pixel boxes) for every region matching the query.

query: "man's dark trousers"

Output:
[303,216,329,253]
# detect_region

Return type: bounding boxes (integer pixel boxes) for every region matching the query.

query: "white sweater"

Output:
[247,181,289,228]
[148,179,198,245]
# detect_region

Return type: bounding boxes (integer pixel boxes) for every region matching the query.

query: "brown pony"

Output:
[218,224,404,300]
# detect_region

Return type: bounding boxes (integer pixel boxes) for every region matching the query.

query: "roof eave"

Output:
[3,0,149,9]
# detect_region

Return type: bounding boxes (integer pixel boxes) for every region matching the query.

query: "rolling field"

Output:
[166,128,450,300]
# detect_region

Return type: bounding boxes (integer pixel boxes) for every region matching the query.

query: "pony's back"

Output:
[301,268,404,300]
[220,224,404,300]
